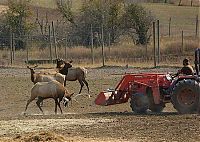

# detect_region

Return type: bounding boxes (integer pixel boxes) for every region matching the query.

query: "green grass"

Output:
[29,0,83,10]
[142,3,199,36]
[0,0,83,9]
[143,3,199,24]
[30,0,57,9]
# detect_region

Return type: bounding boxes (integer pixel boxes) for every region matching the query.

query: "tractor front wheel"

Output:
[130,93,149,113]
[171,79,200,114]
[147,88,165,113]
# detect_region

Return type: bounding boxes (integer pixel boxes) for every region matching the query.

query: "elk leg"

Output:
[25,97,35,112]
[83,79,89,93]
[36,97,44,114]
[78,80,84,94]
[57,99,63,114]
[54,99,61,114]
[40,100,43,107]
[64,76,67,86]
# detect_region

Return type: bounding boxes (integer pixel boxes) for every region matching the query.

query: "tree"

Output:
[56,0,75,25]
[122,4,154,45]
[3,0,34,49]
[107,1,124,43]
[69,0,124,46]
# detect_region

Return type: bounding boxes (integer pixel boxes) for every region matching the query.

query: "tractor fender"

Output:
[170,77,197,93]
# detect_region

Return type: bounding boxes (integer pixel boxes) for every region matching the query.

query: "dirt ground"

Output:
[0,66,199,142]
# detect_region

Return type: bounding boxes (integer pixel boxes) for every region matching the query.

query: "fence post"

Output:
[65,36,68,60]
[48,25,53,62]
[157,20,160,64]
[101,19,105,67]
[196,15,199,37]
[181,30,184,54]
[10,30,13,65]
[108,32,111,54]
[26,34,29,64]
[52,21,58,59]
[90,24,94,64]
[153,22,156,67]
[168,17,171,37]
[12,33,15,61]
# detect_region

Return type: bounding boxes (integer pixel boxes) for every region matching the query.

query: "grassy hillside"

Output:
[0,0,83,10]
[0,1,198,36]
[142,3,199,36]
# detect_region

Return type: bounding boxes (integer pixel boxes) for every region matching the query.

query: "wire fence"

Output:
[0,13,199,67]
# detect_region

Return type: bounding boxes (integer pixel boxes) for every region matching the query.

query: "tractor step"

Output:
[163,95,171,103]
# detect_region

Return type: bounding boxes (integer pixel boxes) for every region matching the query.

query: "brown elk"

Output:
[27,62,72,86]
[24,80,74,114]
[27,63,72,106]
[56,59,89,94]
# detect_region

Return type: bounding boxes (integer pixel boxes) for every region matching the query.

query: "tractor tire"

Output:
[130,93,149,113]
[147,88,165,113]
[171,79,200,114]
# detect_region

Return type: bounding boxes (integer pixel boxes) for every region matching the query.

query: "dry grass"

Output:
[0,36,198,68]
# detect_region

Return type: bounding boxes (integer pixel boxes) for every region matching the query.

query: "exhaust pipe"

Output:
[195,48,200,76]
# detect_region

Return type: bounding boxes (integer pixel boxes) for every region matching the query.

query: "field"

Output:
[0,1,199,141]
[0,66,200,142]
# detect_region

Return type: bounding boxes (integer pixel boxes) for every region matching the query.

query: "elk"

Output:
[56,59,89,94]
[24,80,74,114]
[27,63,72,86]
[27,63,72,106]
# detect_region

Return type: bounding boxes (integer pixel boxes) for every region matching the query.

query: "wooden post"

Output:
[101,21,105,67]
[48,25,52,62]
[191,0,193,6]
[12,33,15,60]
[10,30,13,65]
[52,21,58,59]
[90,24,94,64]
[168,17,171,37]
[26,35,29,64]
[196,15,199,37]
[65,36,68,59]
[181,31,184,54]
[45,12,48,33]
[101,1,105,67]
[153,22,156,68]
[157,20,160,64]
[108,32,111,54]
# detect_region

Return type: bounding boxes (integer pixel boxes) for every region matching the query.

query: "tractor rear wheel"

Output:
[171,79,200,114]
[147,88,165,113]
[130,93,149,113]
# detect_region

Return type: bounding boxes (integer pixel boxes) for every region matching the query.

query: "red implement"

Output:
[95,73,171,106]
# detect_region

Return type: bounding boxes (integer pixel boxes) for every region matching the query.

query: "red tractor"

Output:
[95,48,200,114]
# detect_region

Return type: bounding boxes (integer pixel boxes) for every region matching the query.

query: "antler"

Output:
[27,65,38,70]
[33,65,38,68]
